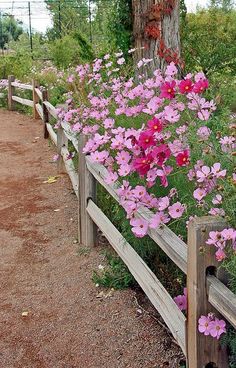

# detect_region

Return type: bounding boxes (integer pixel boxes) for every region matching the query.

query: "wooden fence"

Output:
[6,76,236,368]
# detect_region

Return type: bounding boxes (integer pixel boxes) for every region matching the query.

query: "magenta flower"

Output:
[160,81,176,99]
[130,218,148,238]
[215,249,226,262]
[179,79,193,94]
[138,130,156,150]
[176,150,190,167]
[174,294,187,311]
[168,202,185,219]
[147,117,163,133]
[209,318,226,339]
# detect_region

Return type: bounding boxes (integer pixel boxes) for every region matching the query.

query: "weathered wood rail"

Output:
[6,76,236,367]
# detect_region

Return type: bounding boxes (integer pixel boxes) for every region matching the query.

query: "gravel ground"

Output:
[0,109,183,368]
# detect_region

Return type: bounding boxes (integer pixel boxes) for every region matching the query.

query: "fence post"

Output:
[78,134,97,247]
[42,89,49,139]
[32,79,40,120]
[8,75,15,111]
[57,126,68,174]
[187,216,228,368]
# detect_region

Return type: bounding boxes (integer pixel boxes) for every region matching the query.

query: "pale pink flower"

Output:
[116,150,131,165]
[103,118,115,129]
[212,194,222,205]
[198,315,212,336]
[211,163,226,178]
[158,196,170,211]
[105,172,118,185]
[168,202,185,219]
[209,318,226,339]
[193,188,207,201]
[196,166,211,182]
[197,126,211,140]
[215,249,226,262]
[130,218,148,238]
[118,164,131,177]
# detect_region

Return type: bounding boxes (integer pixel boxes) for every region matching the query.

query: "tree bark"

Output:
[132,0,180,77]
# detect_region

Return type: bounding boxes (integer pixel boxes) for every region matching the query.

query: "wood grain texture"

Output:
[43,101,58,119]
[11,82,33,90]
[57,127,68,174]
[207,275,236,329]
[35,103,43,120]
[187,217,228,367]
[46,123,57,145]
[32,80,40,119]
[12,96,34,107]
[87,199,186,354]
[61,121,79,152]
[78,135,97,247]
[8,75,15,111]
[34,87,43,101]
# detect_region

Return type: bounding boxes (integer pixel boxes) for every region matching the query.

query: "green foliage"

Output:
[92,251,135,289]
[182,8,236,76]
[0,14,23,49]
[49,34,93,68]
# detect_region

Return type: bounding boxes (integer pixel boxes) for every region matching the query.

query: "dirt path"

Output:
[0,109,182,368]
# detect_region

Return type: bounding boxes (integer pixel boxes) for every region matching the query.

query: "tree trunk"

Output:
[132,0,180,77]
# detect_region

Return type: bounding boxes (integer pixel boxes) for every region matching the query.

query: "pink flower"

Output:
[196,166,211,182]
[193,79,209,93]
[212,194,222,205]
[211,163,226,178]
[117,57,125,65]
[209,318,226,339]
[147,117,163,133]
[160,81,176,99]
[138,130,156,150]
[130,218,148,238]
[168,202,185,219]
[164,106,180,123]
[215,249,226,262]
[198,109,210,121]
[116,150,131,165]
[179,79,193,94]
[198,315,212,336]
[176,150,190,167]
[118,164,131,177]
[197,126,211,141]
[174,294,187,311]
[104,118,115,129]
[193,188,207,201]
[149,212,170,228]
[152,144,171,166]
[165,62,178,77]
[209,208,225,217]
[52,154,60,162]
[105,172,118,185]
[158,196,170,211]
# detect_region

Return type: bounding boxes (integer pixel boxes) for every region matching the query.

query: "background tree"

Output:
[132,0,181,76]
[0,14,23,50]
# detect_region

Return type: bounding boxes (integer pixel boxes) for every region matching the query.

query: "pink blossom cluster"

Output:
[56,53,235,257]
[206,228,236,261]
[198,313,226,340]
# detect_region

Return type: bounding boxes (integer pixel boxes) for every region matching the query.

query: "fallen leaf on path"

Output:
[21,311,29,317]
[54,209,60,212]
[43,176,58,184]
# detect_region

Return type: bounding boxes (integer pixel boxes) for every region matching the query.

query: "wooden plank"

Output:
[207,275,236,329]
[57,127,68,174]
[42,89,49,139]
[87,199,186,355]
[43,101,58,119]
[46,123,57,146]
[11,82,33,91]
[61,121,79,152]
[85,156,187,273]
[34,87,43,101]
[187,217,228,367]
[78,135,97,247]
[8,75,15,111]
[61,146,79,196]
[12,95,34,107]
[36,103,43,120]
[32,80,40,119]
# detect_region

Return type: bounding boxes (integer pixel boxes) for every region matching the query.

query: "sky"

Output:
[0,0,209,33]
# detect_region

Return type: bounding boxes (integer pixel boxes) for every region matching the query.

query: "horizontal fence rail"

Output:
[5,75,236,368]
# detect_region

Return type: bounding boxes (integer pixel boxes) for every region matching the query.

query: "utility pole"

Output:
[58,0,62,38]
[28,1,33,57]
[88,0,92,44]
[0,11,3,55]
